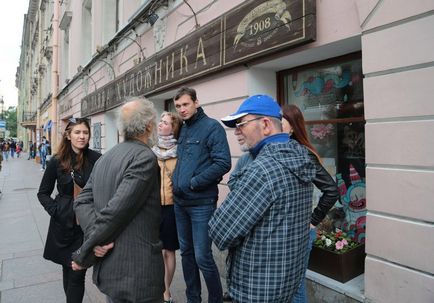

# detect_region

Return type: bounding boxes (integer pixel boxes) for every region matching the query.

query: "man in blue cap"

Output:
[209,95,316,303]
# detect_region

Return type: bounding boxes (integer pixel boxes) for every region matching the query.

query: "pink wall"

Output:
[357,0,434,301]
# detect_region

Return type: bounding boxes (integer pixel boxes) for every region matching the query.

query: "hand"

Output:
[71,261,85,271]
[93,242,114,257]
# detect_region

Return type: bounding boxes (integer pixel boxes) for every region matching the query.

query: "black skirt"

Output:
[160,205,179,251]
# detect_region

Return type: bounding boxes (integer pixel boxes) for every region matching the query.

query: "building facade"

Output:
[17,0,56,152]
[17,0,434,302]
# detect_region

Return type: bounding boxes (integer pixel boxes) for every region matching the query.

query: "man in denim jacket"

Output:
[172,87,231,303]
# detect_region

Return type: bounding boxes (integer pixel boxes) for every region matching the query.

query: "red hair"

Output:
[281,104,321,162]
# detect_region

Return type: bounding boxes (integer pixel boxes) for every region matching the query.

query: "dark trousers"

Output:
[62,265,86,303]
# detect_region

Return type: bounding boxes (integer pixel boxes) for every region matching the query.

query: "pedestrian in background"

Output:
[2,140,9,161]
[152,111,183,303]
[210,95,316,302]
[9,139,16,158]
[39,137,49,170]
[16,143,22,158]
[28,140,36,159]
[172,87,231,303]
[72,98,164,303]
[37,117,101,303]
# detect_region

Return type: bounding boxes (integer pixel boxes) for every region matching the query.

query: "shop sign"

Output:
[82,0,315,117]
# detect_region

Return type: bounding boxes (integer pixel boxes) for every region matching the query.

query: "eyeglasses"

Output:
[235,117,263,129]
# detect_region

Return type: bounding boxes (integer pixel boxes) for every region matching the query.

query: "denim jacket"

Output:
[172,107,231,206]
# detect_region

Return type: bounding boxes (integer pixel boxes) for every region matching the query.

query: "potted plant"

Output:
[308,229,365,283]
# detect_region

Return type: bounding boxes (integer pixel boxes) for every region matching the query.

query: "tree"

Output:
[4,106,17,137]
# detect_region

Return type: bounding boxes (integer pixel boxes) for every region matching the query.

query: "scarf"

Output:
[152,135,177,160]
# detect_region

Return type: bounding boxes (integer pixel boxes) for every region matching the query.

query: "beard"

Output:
[239,143,249,152]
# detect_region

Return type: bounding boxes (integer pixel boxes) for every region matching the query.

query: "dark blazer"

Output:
[37,149,101,266]
[72,140,164,302]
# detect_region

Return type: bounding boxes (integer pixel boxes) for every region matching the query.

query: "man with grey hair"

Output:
[72,98,165,303]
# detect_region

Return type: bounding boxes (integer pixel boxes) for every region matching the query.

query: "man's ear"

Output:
[146,123,153,134]
[194,100,200,108]
[262,118,273,136]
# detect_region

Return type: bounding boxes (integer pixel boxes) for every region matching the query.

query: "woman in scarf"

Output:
[152,111,183,303]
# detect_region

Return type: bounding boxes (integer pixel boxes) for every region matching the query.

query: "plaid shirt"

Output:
[209,140,315,303]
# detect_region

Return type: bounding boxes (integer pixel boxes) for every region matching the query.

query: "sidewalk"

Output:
[0,154,223,302]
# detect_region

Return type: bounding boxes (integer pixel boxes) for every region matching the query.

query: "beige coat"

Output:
[158,157,177,205]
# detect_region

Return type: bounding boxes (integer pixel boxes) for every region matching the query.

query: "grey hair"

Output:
[269,117,283,131]
[118,97,157,141]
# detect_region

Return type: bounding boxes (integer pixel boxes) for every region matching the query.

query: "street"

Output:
[0,154,219,302]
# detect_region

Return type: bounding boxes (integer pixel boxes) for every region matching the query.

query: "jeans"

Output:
[2,151,8,161]
[10,148,15,158]
[174,203,223,303]
[62,265,86,303]
[41,155,47,169]
[292,228,317,303]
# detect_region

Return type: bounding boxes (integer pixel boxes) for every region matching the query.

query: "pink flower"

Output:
[335,241,344,250]
[310,124,334,140]
[342,239,348,246]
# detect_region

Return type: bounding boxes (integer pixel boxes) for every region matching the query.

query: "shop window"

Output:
[278,53,366,244]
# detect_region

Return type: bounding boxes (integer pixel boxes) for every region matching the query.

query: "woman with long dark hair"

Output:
[282,105,339,303]
[37,118,101,303]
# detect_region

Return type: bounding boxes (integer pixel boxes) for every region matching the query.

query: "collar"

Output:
[185,107,205,126]
[249,133,290,158]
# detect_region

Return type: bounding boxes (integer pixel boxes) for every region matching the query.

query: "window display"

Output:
[280,54,366,243]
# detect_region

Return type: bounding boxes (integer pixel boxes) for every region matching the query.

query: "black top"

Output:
[37,148,101,266]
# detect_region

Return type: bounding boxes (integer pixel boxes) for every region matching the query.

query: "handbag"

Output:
[70,170,83,200]
[71,170,83,225]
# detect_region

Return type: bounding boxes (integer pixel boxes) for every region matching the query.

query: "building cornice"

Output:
[57,0,165,99]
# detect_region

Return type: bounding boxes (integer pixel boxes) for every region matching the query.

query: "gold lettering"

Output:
[129,74,135,95]
[195,37,207,69]
[122,79,128,96]
[145,68,152,88]
[154,59,163,85]
[179,45,189,75]
[116,82,123,100]
[166,52,175,80]
[136,71,143,92]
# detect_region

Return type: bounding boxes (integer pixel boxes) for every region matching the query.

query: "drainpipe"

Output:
[51,0,60,152]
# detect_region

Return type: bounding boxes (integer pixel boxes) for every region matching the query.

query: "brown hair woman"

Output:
[281,105,339,303]
[37,118,101,303]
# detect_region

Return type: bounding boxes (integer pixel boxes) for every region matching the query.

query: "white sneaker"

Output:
[40,168,45,171]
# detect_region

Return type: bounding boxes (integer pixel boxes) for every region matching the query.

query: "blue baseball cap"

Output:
[221,94,282,128]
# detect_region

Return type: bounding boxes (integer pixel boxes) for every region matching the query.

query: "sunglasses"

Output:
[66,117,89,129]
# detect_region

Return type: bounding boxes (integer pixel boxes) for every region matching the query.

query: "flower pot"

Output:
[308,244,365,283]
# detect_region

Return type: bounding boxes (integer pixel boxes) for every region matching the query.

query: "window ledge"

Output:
[306,270,365,302]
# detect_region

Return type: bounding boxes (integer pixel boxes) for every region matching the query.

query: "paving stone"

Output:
[0,280,65,303]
